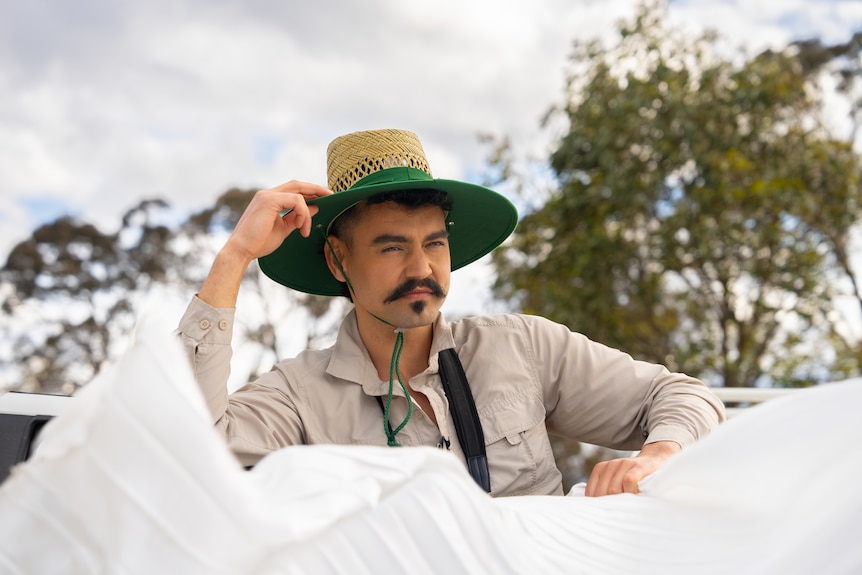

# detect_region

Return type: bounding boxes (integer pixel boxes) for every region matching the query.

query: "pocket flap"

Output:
[478,391,545,445]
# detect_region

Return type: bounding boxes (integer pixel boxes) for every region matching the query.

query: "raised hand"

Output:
[198,180,332,308]
[228,181,332,262]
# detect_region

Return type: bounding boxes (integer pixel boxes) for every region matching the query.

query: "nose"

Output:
[404,247,433,279]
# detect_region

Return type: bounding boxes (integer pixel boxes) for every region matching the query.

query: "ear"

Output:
[323,235,349,283]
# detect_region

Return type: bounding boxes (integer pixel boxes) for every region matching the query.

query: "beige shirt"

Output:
[178,296,725,497]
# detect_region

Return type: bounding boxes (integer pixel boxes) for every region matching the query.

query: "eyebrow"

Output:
[371,230,449,245]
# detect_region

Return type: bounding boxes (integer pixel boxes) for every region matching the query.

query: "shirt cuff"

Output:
[178,295,236,345]
[644,424,697,449]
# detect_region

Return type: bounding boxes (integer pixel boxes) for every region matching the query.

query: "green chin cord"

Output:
[322,227,413,446]
[383,329,414,446]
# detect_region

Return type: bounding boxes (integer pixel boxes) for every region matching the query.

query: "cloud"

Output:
[671,0,862,52]
[1,0,861,263]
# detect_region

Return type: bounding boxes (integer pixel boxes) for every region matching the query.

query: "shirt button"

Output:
[199,319,211,330]
[218,320,229,330]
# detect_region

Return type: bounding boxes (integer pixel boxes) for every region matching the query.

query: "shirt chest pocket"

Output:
[479,394,559,497]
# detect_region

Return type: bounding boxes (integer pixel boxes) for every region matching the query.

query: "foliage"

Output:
[0,189,340,394]
[2,200,175,393]
[491,0,862,387]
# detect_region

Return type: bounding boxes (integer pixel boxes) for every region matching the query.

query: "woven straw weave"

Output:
[326,129,433,192]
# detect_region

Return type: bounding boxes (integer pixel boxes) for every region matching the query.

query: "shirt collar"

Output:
[326,308,456,394]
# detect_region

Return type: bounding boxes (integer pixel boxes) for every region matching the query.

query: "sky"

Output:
[2,0,862,316]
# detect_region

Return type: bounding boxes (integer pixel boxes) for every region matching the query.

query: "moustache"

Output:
[383,278,447,304]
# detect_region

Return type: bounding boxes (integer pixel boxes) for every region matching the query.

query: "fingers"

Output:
[269,179,333,201]
[227,180,332,259]
[585,458,644,497]
[586,442,679,496]
[266,181,331,233]
[275,197,320,238]
[290,204,320,238]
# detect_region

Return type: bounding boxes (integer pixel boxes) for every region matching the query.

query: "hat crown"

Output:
[326,129,433,193]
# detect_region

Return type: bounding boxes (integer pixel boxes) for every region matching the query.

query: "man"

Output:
[177,128,725,497]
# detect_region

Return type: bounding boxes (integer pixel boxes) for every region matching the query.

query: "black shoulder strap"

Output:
[438,348,491,493]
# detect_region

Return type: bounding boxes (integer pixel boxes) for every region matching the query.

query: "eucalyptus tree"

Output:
[492,1,862,387]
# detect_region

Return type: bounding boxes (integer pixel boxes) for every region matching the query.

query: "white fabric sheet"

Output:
[1,313,860,574]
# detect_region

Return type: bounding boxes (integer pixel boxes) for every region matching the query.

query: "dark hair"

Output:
[328,189,453,299]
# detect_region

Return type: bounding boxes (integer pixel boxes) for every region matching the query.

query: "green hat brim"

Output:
[258,167,518,296]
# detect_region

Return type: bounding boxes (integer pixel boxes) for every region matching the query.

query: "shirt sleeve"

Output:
[524,315,726,450]
[176,296,305,466]
[175,295,236,423]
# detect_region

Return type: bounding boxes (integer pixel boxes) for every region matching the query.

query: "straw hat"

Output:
[258,129,518,296]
